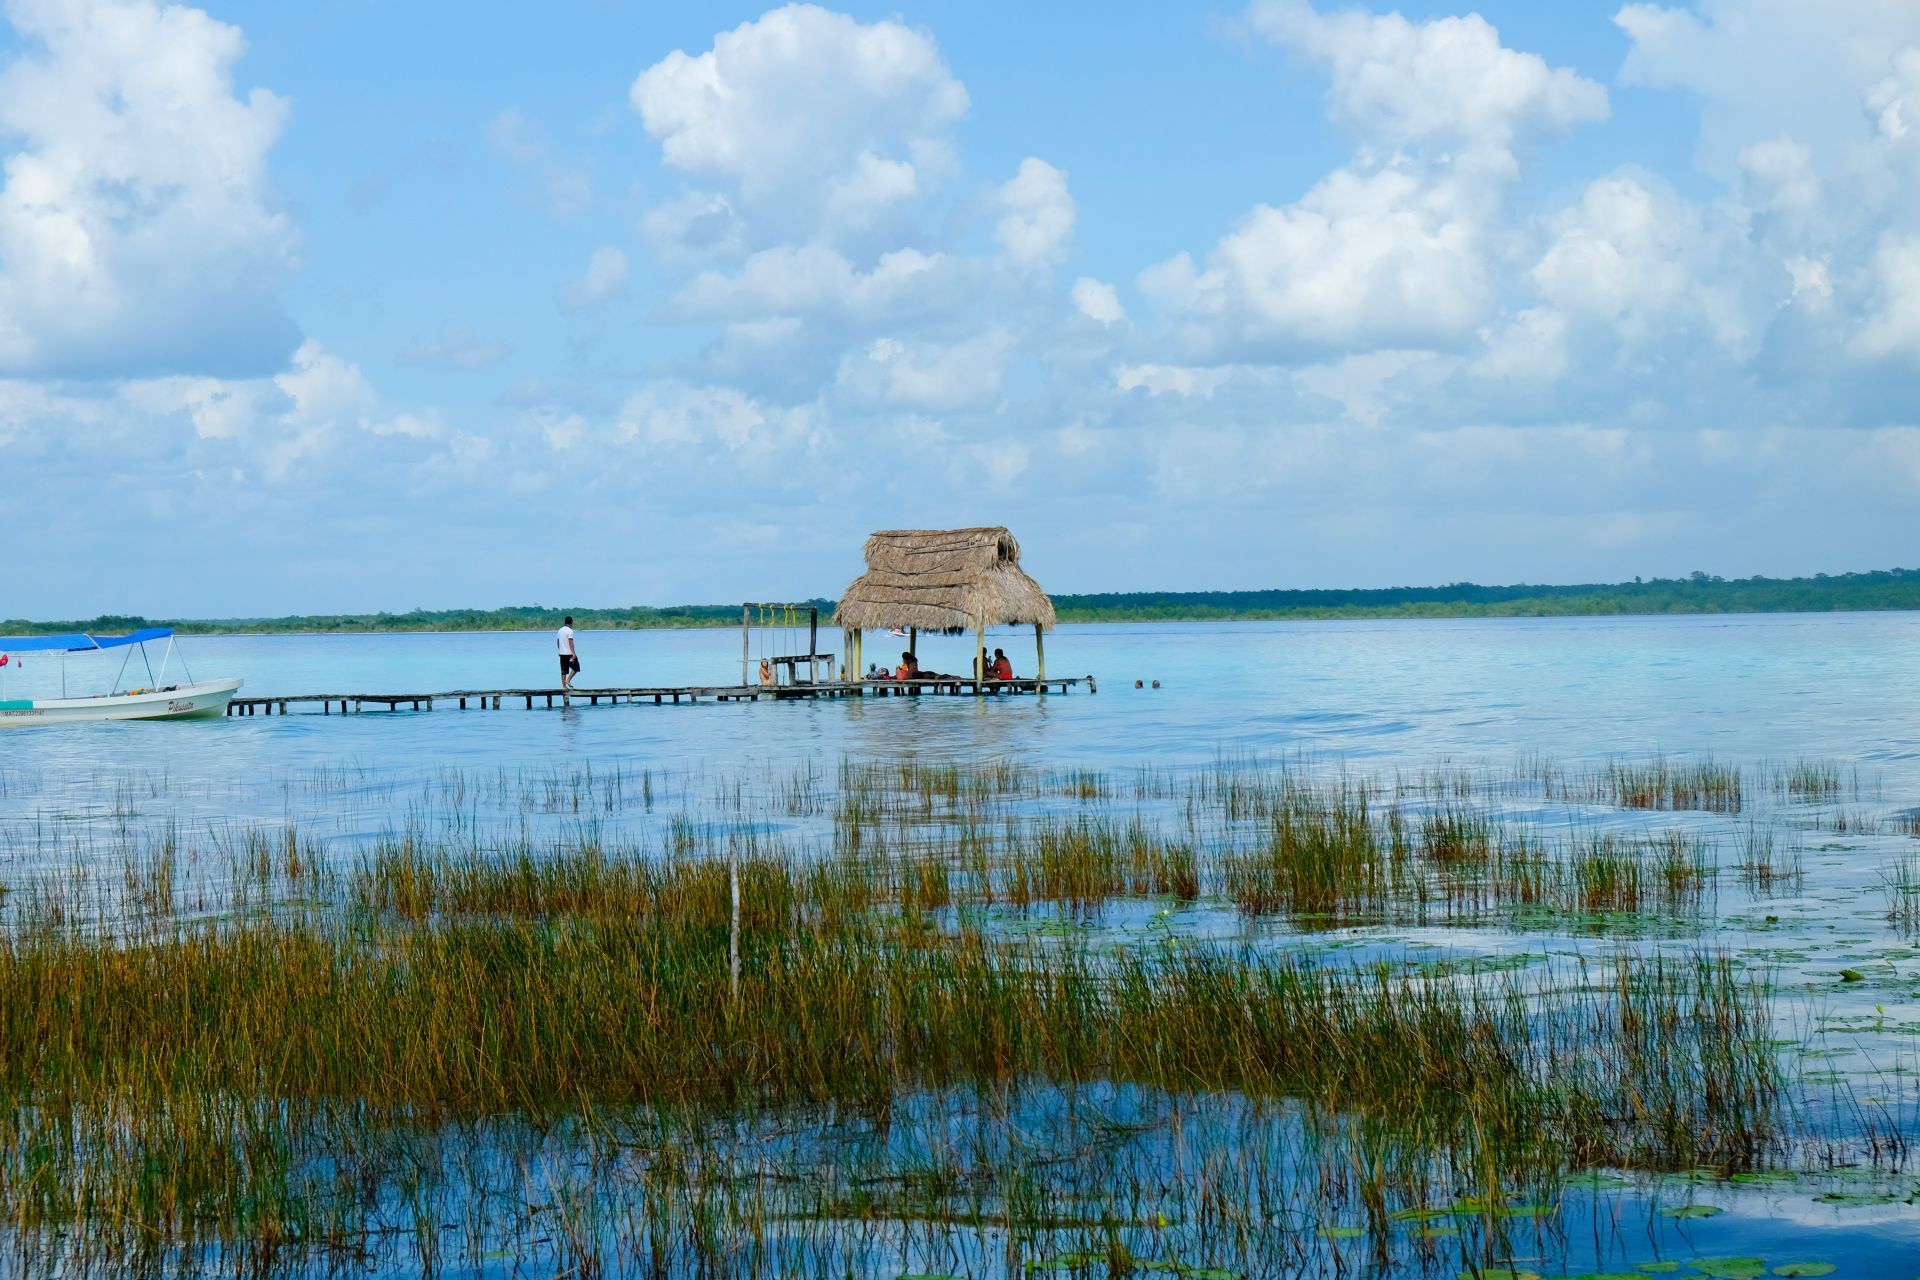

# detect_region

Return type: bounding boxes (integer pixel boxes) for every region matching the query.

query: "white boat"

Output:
[0,629,242,726]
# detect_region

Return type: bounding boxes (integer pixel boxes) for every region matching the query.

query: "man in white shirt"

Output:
[556,616,579,691]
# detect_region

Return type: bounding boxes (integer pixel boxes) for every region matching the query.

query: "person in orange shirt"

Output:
[991,648,1013,680]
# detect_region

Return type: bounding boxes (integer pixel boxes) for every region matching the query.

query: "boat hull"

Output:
[0,678,243,726]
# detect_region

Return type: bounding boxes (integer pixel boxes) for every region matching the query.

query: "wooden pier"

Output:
[225,675,1094,716]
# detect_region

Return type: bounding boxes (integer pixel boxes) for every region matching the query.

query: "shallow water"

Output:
[5,611,1920,787]
[3,612,1920,1277]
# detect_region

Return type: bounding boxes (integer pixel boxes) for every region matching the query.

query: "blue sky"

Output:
[4,0,1919,617]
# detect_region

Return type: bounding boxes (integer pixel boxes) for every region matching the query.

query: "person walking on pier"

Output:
[557,616,580,692]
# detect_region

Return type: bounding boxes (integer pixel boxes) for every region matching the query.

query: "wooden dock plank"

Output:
[226,676,1093,715]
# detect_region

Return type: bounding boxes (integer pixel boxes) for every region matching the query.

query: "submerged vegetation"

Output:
[0,751,1911,1276]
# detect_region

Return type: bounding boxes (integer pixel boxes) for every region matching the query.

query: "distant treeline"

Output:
[8,569,1920,636]
[1049,568,1920,621]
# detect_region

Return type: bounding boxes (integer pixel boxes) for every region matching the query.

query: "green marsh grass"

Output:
[1737,823,1804,894]
[0,839,1780,1274]
[1774,759,1848,804]
[1884,853,1920,931]
[0,750,1903,1276]
[1598,758,1744,814]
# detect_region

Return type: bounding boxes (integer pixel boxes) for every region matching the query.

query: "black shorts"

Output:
[559,654,580,677]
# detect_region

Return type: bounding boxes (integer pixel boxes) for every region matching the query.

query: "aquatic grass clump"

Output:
[1005,816,1197,909]
[1738,824,1803,894]
[1567,832,1711,915]
[1883,853,1920,931]
[1419,806,1497,867]
[1774,759,1847,804]
[1599,758,1743,814]
[1220,780,1404,919]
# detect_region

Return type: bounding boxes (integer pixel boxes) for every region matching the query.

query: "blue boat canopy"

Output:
[0,628,172,653]
[92,628,173,650]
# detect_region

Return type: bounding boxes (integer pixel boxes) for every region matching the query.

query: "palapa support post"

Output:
[909,627,917,659]
[975,617,986,693]
[1035,624,1046,682]
[741,605,750,686]
[808,607,819,684]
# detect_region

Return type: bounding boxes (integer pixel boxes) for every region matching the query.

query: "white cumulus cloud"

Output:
[0,0,301,377]
[631,4,968,242]
[1072,277,1126,326]
[996,157,1074,270]
[1143,165,1492,354]
[1143,3,1605,360]
[1248,0,1608,173]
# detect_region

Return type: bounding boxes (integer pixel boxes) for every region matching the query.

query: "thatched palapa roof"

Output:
[836,527,1056,635]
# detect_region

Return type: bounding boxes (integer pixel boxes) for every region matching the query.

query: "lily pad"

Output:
[1635,1265,1681,1275]
[1814,1189,1898,1206]
[1772,1266,1836,1278]
[1694,1261,1767,1280]
[1316,1225,1364,1239]
[1659,1203,1724,1219]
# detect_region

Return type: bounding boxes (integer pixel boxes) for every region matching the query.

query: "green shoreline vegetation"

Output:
[7,566,1920,637]
[0,751,1903,1276]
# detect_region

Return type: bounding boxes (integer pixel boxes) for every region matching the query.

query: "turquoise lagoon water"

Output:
[6,611,1920,787]
[4,612,1920,1277]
